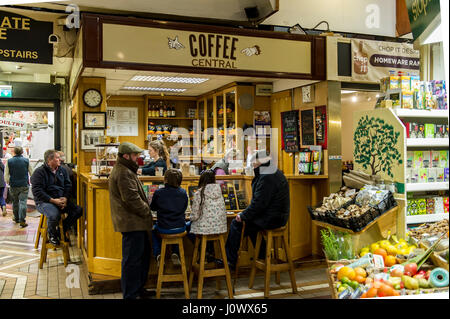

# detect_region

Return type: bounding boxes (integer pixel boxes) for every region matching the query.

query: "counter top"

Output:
[81,172,328,183]
[80,173,253,184]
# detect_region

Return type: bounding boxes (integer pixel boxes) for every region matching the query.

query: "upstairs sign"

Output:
[0,10,53,64]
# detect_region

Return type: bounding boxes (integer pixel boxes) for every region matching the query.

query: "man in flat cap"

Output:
[109,142,153,299]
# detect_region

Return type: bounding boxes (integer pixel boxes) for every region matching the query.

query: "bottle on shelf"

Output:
[159,101,164,117]
[163,103,168,118]
[148,104,152,117]
[171,104,176,117]
[152,103,158,117]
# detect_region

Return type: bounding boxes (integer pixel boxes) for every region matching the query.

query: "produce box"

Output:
[327,255,449,299]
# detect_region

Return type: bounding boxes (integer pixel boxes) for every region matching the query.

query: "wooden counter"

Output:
[78,172,328,281]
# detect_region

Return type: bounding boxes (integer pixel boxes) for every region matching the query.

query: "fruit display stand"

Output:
[313,206,399,255]
[327,258,449,299]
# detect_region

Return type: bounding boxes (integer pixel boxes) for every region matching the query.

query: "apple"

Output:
[404,263,418,277]
[390,268,404,277]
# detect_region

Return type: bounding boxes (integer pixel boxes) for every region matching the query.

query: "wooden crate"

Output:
[313,206,399,253]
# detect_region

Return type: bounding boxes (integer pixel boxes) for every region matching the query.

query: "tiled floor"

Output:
[0,205,332,299]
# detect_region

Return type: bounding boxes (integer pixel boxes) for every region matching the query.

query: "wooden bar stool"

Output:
[248,225,297,298]
[35,214,71,249]
[233,221,250,292]
[39,214,71,269]
[188,233,233,299]
[156,231,189,299]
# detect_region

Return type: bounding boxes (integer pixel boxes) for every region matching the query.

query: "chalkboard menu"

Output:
[300,108,315,147]
[281,110,300,152]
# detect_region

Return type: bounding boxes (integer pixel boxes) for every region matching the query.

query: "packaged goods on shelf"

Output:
[380,76,447,110]
[407,196,449,215]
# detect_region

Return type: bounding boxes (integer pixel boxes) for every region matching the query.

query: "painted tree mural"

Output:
[353,116,403,178]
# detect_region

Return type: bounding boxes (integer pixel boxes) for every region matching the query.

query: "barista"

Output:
[210,149,238,175]
[139,140,170,176]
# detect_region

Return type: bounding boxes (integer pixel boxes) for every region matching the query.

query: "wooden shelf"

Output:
[406,182,449,192]
[312,206,399,236]
[148,117,197,120]
[407,213,449,224]
[407,138,449,147]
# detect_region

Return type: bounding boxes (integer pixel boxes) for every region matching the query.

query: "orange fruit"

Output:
[337,266,356,281]
[355,275,366,284]
[360,292,367,298]
[378,283,394,297]
[385,255,397,267]
[354,267,367,278]
[366,287,378,298]
[373,248,388,262]
[373,281,382,289]
[365,277,373,285]
[392,290,400,296]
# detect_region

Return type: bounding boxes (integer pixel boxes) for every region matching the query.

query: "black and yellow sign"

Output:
[0,11,53,64]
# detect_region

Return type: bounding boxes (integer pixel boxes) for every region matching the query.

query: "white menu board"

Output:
[107,107,139,136]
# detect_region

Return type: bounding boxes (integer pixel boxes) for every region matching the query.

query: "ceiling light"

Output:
[122,86,186,92]
[352,96,357,102]
[341,90,357,94]
[130,75,209,84]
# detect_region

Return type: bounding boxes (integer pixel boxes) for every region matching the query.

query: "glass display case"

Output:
[94,143,119,176]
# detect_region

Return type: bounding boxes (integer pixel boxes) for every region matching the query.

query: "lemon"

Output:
[409,245,417,250]
[380,241,391,250]
[395,243,407,250]
[370,243,380,253]
[360,247,370,254]
[398,248,409,256]
[386,245,397,256]
[360,251,369,257]
[408,246,416,254]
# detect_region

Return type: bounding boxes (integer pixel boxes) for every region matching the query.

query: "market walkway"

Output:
[0,205,331,299]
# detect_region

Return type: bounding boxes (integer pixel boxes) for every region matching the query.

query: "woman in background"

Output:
[141,140,170,176]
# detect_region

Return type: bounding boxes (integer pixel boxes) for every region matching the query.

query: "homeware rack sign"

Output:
[102,24,312,75]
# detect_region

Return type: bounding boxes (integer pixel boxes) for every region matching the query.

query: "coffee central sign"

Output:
[102,23,311,75]
[188,34,239,69]
[0,10,53,64]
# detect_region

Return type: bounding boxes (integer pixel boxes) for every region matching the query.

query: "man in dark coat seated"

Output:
[31,150,82,246]
[225,150,290,269]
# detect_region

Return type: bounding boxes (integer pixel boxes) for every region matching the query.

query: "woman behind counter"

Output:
[141,140,170,176]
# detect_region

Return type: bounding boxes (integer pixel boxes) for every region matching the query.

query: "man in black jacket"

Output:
[31,150,82,246]
[225,150,290,268]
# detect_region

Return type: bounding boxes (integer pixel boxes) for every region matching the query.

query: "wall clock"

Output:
[83,88,102,108]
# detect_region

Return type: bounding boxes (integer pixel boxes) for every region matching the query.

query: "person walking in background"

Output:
[0,160,6,216]
[5,146,33,228]
[109,142,154,299]
[150,169,188,266]
[140,140,170,176]
[31,150,82,245]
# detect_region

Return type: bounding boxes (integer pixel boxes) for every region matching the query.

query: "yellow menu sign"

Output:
[102,23,312,75]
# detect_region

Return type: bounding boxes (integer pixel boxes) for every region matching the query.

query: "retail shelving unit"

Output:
[393,108,449,226]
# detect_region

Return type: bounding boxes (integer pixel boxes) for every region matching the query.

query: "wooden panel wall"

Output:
[74,77,107,174]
